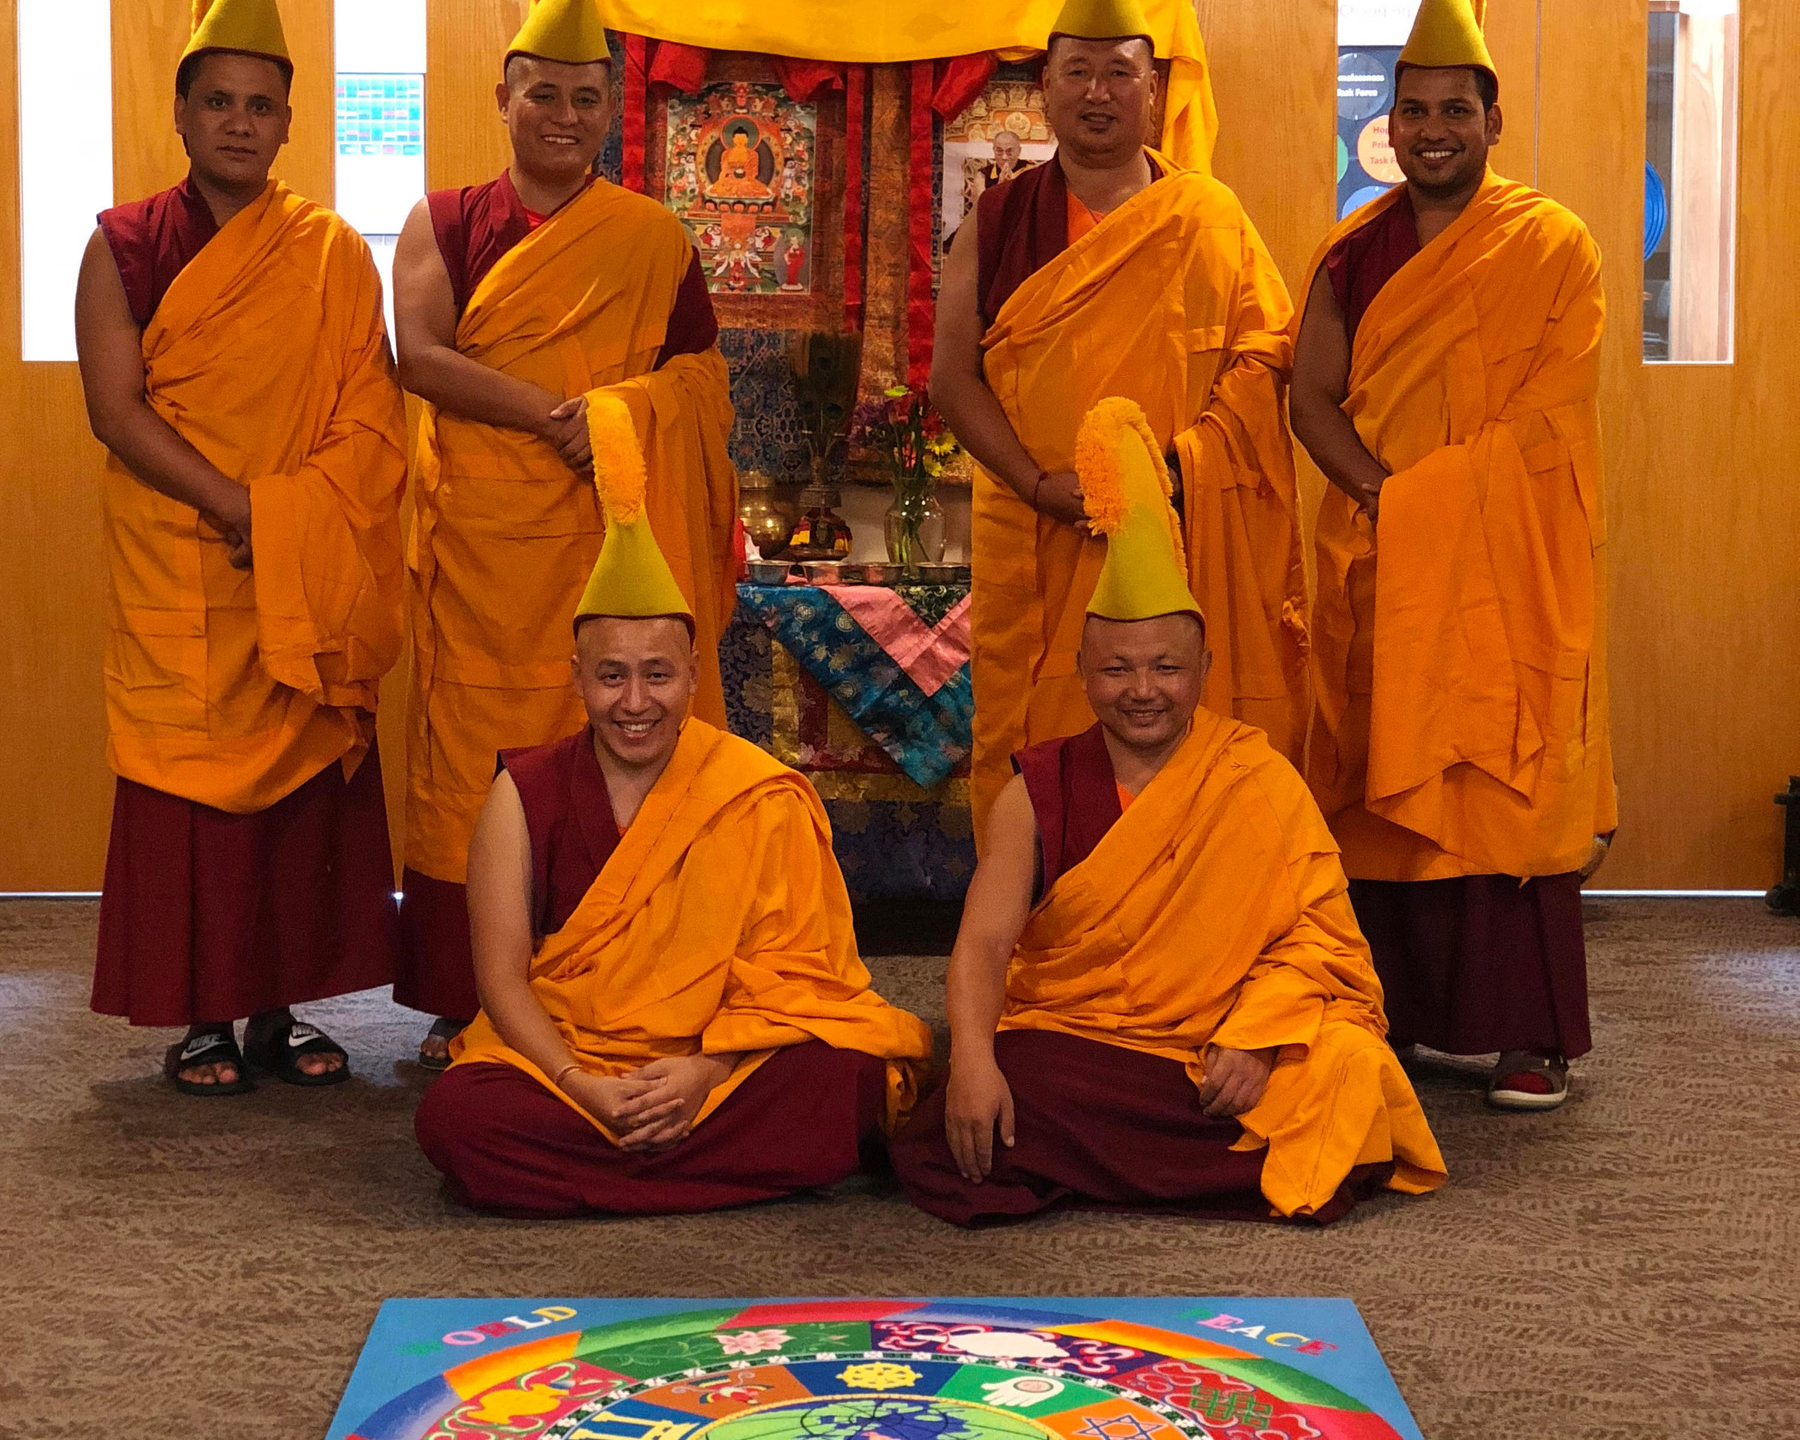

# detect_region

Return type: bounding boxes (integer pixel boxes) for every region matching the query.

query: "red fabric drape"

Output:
[648,40,708,92]
[932,53,997,119]
[906,60,937,389]
[771,56,846,102]
[844,63,867,332]
[622,34,649,192]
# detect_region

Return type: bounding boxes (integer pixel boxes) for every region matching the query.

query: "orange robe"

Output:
[101,180,408,810]
[401,178,738,1012]
[985,711,1445,1219]
[1305,171,1615,882]
[969,151,1308,836]
[447,719,933,1140]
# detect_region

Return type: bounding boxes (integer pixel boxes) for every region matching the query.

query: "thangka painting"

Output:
[329,1298,1425,1440]
[940,80,1056,249]
[665,82,817,295]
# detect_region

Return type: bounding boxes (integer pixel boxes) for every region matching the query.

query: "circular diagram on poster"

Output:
[1339,184,1394,221]
[1356,117,1405,185]
[346,1303,1408,1440]
[1336,52,1391,123]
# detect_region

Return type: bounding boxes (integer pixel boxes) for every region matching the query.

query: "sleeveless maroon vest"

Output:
[497,727,621,939]
[1014,723,1123,896]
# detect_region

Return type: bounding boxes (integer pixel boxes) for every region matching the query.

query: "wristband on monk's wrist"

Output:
[552,1061,585,1089]
[1029,470,1049,510]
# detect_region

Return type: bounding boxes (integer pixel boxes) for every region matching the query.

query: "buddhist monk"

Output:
[392,0,736,1067]
[890,400,1444,1227]
[931,0,1309,842]
[75,0,407,1094]
[1289,0,1614,1110]
[414,398,931,1216]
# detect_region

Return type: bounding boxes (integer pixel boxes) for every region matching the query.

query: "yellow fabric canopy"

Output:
[592,0,1216,172]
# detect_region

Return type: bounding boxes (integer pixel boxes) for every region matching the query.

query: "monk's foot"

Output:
[163,1025,254,1097]
[418,1017,467,1072]
[1487,1050,1569,1111]
[243,1009,351,1087]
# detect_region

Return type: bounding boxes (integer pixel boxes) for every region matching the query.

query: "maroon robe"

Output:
[395,177,722,1021]
[90,181,399,1028]
[1323,191,1592,1062]
[890,725,1389,1228]
[413,727,889,1218]
[975,155,1164,325]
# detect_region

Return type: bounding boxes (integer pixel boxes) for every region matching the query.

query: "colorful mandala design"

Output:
[344,1303,1406,1440]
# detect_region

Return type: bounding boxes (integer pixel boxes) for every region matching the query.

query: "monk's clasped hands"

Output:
[545,395,594,477]
[562,1053,737,1154]
[1195,1044,1279,1118]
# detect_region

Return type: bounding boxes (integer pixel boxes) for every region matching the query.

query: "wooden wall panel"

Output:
[428,0,522,189]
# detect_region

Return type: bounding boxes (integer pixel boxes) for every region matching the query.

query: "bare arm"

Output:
[466,771,682,1136]
[942,774,1040,1179]
[391,199,588,470]
[928,219,1085,526]
[1289,266,1388,518]
[75,228,252,563]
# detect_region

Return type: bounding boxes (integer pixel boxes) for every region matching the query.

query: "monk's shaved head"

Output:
[1391,65,1502,202]
[1042,36,1159,170]
[1078,612,1209,758]
[497,54,615,187]
[572,616,697,774]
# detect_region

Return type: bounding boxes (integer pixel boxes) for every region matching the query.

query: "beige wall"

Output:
[1,0,1793,890]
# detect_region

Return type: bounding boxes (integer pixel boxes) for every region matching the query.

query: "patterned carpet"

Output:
[0,898,1794,1440]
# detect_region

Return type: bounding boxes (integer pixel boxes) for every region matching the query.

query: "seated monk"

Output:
[890,399,1446,1227]
[415,397,932,1217]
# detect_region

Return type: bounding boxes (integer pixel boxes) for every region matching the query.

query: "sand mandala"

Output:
[329,1299,1422,1440]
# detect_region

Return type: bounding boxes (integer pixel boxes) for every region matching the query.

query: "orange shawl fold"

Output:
[102,180,407,812]
[970,152,1308,837]
[451,720,933,1142]
[999,711,1446,1217]
[1303,171,1615,880]
[406,178,737,884]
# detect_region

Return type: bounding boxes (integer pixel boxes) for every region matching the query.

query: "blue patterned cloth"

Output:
[736,584,973,789]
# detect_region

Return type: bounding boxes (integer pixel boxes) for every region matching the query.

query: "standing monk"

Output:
[1290,0,1614,1110]
[932,0,1308,839]
[76,0,408,1094]
[391,0,736,1065]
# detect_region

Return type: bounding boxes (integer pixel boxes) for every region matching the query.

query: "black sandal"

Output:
[243,1016,351,1087]
[164,1028,255,1097]
[417,1016,465,1073]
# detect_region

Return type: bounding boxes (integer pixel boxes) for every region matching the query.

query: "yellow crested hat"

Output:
[507,0,612,69]
[1047,0,1156,57]
[574,394,693,633]
[1398,0,1496,83]
[183,0,292,75]
[1078,398,1201,625]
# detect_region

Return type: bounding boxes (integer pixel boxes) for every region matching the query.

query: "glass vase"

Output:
[884,484,947,572]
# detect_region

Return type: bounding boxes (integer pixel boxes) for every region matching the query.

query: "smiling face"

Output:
[1042,36,1158,168]
[1078,613,1209,755]
[1390,65,1501,200]
[572,616,696,773]
[498,54,614,186]
[173,52,291,194]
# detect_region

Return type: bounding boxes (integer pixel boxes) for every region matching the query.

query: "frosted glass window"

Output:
[335,0,426,333]
[1644,0,1738,363]
[1336,1,1417,221]
[17,0,114,362]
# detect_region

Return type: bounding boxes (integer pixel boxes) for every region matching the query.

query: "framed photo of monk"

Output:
[939,79,1055,252]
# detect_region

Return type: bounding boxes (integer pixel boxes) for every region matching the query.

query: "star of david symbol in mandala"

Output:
[799,1398,975,1440]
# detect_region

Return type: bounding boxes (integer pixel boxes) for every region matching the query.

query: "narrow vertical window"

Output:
[334,0,427,331]
[1644,0,1738,363]
[1336,2,1418,221]
[17,0,114,362]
